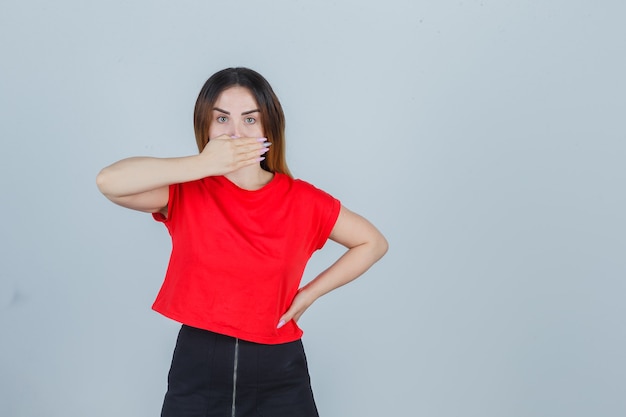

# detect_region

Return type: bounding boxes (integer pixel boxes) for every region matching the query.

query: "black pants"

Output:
[161,325,319,417]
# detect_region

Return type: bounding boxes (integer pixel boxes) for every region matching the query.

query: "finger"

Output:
[277,309,295,329]
[232,136,268,147]
[277,309,306,328]
[237,142,270,154]
[234,145,270,165]
[211,134,233,141]
[227,137,269,154]
[240,144,269,160]
[232,154,266,172]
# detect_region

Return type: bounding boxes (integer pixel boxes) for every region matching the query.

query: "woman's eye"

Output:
[217,116,228,123]
[244,117,256,124]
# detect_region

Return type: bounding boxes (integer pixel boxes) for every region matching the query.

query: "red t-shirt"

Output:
[152,173,341,344]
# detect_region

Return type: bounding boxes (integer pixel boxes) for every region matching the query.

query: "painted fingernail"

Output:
[262,142,272,147]
[257,156,266,162]
[277,320,286,329]
[257,137,268,142]
[259,148,269,155]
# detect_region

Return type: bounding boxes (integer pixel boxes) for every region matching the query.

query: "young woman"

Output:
[96,67,388,417]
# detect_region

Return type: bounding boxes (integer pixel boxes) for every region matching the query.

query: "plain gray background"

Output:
[1,1,625,416]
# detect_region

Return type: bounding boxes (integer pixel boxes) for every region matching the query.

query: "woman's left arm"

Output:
[278,205,389,327]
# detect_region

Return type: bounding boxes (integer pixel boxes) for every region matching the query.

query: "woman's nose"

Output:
[231,122,243,137]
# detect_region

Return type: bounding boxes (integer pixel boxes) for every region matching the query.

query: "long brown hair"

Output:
[194,68,292,177]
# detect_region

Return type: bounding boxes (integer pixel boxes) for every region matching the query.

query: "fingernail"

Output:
[277,320,286,329]
[257,156,266,162]
[262,142,272,147]
[259,148,269,155]
[257,137,268,142]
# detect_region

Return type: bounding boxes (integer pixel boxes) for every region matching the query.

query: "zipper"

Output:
[231,338,239,417]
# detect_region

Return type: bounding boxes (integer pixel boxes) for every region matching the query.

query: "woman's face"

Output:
[208,86,264,139]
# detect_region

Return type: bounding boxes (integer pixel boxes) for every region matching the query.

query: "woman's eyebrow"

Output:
[213,107,260,115]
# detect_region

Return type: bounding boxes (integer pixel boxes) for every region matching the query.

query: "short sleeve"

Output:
[315,195,341,250]
[295,181,341,251]
[152,183,178,223]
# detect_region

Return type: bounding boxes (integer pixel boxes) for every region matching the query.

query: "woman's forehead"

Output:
[215,86,258,109]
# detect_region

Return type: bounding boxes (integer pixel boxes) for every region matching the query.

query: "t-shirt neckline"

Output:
[218,172,280,193]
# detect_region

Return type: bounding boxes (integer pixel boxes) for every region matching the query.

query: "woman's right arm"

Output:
[96,155,205,213]
[96,135,268,213]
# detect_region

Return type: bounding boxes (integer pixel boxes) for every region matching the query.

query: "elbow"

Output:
[364,231,388,262]
[95,167,113,197]
[375,234,389,260]
[95,168,107,194]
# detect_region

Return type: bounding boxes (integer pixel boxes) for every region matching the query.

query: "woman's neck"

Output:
[224,164,274,191]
